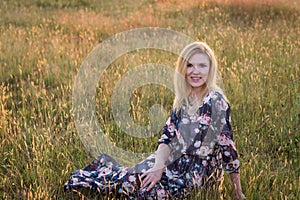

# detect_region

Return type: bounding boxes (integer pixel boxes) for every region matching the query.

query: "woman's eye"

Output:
[187,63,193,67]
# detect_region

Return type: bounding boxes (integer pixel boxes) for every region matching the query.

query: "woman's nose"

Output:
[192,66,202,73]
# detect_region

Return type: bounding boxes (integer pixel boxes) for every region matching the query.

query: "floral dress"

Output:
[64,91,240,199]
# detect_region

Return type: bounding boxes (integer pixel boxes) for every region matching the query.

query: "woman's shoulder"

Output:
[205,89,226,101]
[204,89,230,107]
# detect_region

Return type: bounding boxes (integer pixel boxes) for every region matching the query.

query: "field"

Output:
[0,0,299,199]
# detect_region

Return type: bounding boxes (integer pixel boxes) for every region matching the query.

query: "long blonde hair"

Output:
[173,42,226,112]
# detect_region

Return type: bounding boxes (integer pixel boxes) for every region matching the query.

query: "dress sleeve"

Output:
[215,99,240,174]
[157,109,178,145]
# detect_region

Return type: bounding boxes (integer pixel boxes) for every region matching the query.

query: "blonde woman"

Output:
[65,42,246,199]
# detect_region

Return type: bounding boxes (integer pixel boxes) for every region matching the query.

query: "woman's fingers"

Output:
[141,175,149,188]
[140,168,164,190]
[141,174,158,191]
[143,179,152,188]
[146,180,157,191]
[141,173,157,189]
[140,172,147,179]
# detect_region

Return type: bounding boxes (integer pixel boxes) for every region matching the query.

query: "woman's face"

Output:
[186,53,210,89]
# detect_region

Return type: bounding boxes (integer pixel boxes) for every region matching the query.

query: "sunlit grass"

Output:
[0,0,299,199]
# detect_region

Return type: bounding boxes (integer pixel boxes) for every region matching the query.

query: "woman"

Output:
[64,42,246,199]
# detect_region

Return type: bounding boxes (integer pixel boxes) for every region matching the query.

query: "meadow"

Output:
[0,0,299,199]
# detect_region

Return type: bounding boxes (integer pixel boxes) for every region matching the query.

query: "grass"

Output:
[0,0,299,199]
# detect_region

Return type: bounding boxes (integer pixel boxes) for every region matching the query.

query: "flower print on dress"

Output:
[182,118,189,124]
[211,157,217,167]
[176,131,184,145]
[226,159,240,173]
[193,173,203,186]
[79,181,91,187]
[78,169,92,177]
[217,133,231,146]
[199,113,211,125]
[167,122,176,133]
[157,188,167,200]
[196,146,211,156]
[166,169,179,180]
[128,175,136,182]
[194,128,200,134]
[190,114,201,123]
[202,93,211,105]
[202,160,208,167]
[147,160,155,168]
[160,134,169,140]
[232,159,240,169]
[123,181,135,192]
[223,151,231,157]
[106,161,114,168]
[215,98,229,112]
[117,168,128,179]
[194,140,201,148]
[180,142,188,154]
[98,166,113,177]
[185,173,191,180]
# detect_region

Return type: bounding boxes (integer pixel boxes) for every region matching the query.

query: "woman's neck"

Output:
[188,87,207,105]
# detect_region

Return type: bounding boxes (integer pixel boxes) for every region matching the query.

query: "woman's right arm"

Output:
[153,143,171,169]
[156,109,178,167]
[140,144,170,191]
[140,110,177,191]
[154,108,178,169]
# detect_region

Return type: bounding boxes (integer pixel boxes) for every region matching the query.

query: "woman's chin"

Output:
[190,83,205,89]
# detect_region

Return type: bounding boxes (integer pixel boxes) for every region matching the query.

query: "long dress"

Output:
[64,91,240,199]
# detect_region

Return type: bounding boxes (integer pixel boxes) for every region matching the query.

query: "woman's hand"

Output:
[234,190,246,200]
[140,167,164,191]
[140,144,170,191]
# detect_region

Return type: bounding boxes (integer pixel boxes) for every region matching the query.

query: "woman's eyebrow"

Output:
[188,62,208,65]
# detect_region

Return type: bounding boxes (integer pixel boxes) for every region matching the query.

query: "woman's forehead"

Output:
[188,53,210,63]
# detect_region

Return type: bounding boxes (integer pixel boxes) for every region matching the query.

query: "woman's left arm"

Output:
[213,94,246,199]
[230,172,246,199]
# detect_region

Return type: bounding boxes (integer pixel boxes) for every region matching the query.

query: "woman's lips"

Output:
[191,77,202,81]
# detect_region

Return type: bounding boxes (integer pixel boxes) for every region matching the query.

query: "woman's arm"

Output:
[230,173,246,199]
[153,143,171,169]
[140,144,171,191]
[211,94,245,199]
[141,109,177,191]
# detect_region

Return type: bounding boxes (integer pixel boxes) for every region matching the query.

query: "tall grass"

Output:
[0,0,299,199]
